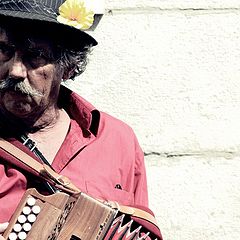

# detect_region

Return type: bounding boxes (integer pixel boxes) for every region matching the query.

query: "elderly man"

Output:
[0,0,162,239]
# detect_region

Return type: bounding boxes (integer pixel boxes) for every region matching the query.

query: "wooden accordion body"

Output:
[3,189,159,240]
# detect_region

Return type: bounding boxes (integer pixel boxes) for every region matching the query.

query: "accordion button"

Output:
[32,205,41,214]
[27,214,37,223]
[8,232,18,240]
[23,223,32,232]
[27,197,36,206]
[18,231,27,240]
[18,215,27,224]
[13,223,22,232]
[22,206,31,215]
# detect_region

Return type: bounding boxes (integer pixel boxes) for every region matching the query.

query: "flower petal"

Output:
[57,0,94,30]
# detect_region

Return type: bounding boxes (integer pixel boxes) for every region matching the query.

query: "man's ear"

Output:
[62,68,76,80]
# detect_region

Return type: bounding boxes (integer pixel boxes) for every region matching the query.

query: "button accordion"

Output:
[3,189,161,240]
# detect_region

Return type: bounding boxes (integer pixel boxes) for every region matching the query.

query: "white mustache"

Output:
[0,78,44,97]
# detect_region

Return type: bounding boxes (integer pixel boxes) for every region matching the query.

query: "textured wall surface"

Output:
[65,1,240,239]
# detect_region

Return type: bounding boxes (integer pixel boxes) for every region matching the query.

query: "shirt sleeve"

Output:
[133,134,149,207]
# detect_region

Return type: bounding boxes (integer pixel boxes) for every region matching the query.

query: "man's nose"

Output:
[8,52,27,80]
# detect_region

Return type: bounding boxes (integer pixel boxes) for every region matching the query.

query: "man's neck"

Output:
[28,108,71,164]
[30,105,62,131]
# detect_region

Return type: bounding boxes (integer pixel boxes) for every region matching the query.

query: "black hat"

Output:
[0,0,104,47]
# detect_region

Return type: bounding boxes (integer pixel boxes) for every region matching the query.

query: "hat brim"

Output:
[0,10,98,47]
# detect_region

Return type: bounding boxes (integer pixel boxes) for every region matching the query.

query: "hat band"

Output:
[0,0,58,21]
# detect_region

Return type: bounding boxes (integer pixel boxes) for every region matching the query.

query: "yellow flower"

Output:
[57,0,94,30]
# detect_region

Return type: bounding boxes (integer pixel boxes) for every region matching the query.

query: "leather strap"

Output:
[0,138,160,229]
[0,138,81,194]
[19,134,54,168]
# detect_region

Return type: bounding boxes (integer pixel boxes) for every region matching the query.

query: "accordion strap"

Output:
[0,138,81,194]
[0,138,160,228]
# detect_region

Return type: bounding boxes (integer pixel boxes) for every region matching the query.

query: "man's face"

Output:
[0,25,64,119]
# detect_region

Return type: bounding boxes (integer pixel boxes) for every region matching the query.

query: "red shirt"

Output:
[0,86,148,222]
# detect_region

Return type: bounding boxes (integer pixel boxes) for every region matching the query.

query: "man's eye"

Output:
[0,43,15,61]
[24,49,52,67]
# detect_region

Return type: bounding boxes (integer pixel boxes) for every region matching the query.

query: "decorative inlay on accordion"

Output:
[3,189,160,240]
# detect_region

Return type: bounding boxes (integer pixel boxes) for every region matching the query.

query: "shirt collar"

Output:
[58,85,100,136]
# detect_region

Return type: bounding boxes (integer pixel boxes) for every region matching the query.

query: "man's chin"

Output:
[1,92,37,117]
[2,101,35,118]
